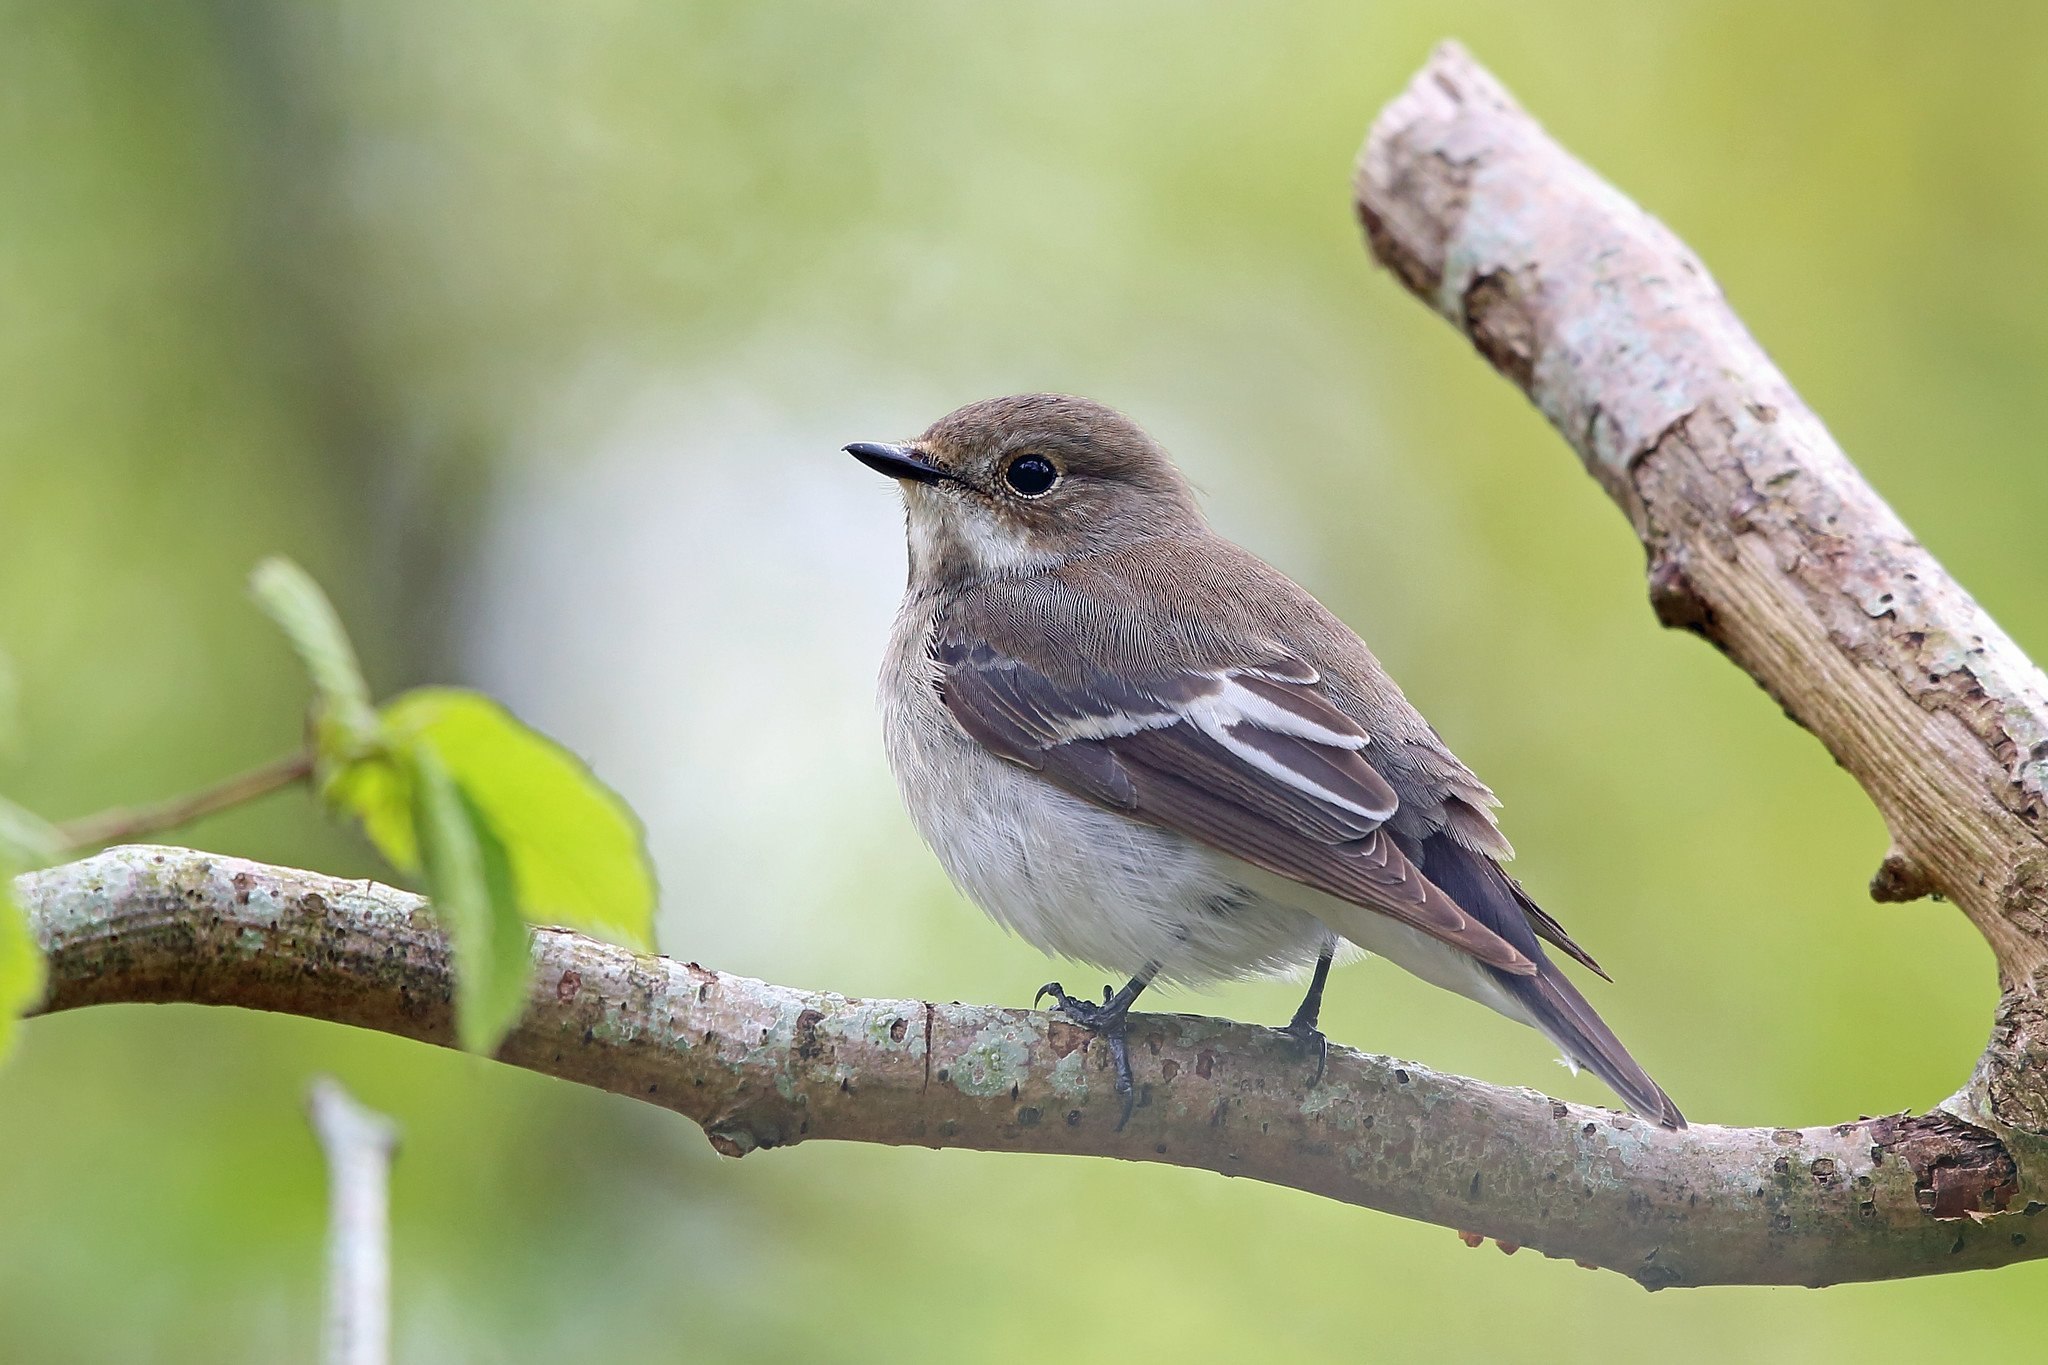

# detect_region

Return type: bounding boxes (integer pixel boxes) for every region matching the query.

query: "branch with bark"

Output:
[13,827,2038,1292]
[14,42,2048,1289]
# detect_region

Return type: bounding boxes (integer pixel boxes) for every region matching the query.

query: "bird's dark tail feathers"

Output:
[1499,947,1686,1129]
[1412,834,1685,1130]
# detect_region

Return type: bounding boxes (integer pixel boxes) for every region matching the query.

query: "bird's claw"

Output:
[1034,981,1118,1030]
[1102,1031,1135,1131]
[1279,1020,1329,1088]
[1032,980,1139,1130]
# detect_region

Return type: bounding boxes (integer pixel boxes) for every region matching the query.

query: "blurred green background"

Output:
[4,0,2045,1359]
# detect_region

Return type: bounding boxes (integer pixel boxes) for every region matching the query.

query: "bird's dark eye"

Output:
[1002,453,1059,497]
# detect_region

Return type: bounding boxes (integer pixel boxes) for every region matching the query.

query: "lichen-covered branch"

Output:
[1355,43,2048,1147]
[14,846,2046,1288]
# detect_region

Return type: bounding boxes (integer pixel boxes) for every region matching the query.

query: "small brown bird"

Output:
[849,394,1683,1129]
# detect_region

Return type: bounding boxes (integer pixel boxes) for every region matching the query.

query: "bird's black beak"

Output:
[845,441,952,485]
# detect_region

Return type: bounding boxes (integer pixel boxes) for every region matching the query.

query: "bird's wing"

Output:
[933,631,1536,976]
[1507,875,1610,980]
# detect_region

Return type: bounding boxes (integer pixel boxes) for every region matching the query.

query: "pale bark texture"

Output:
[11,42,2048,1292]
[14,845,2047,1288]
[1355,45,2048,992]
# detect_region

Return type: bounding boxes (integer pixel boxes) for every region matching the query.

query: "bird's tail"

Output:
[1413,835,1685,1129]
[1496,952,1685,1129]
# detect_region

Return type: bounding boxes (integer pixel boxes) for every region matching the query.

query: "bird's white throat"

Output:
[903,486,1062,581]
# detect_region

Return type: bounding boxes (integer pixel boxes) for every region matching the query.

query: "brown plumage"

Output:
[854,393,1683,1128]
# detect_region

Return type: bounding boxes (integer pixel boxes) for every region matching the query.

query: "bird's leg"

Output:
[1279,939,1335,1087]
[1034,964,1158,1130]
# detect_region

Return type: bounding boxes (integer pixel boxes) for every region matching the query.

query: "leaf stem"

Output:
[55,750,315,852]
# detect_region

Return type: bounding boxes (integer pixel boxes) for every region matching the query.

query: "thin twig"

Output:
[308,1077,399,1365]
[54,749,314,852]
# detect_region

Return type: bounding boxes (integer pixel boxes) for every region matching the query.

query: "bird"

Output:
[846,393,1683,1130]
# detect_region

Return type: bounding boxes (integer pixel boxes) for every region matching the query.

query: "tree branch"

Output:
[54,749,313,852]
[1352,31,2048,1245]
[10,43,2047,1293]
[1354,45,2048,1002]
[13,845,2046,1289]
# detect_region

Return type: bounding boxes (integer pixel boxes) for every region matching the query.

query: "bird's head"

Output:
[847,393,1205,583]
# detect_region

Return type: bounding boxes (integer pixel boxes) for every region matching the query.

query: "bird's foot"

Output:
[1034,981,1138,1131]
[1282,942,1335,1088]
[1278,1018,1329,1088]
[1033,980,1135,1030]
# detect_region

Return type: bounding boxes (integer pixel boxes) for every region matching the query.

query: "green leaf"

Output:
[327,754,418,872]
[381,687,656,951]
[0,796,63,868]
[248,557,380,764]
[408,740,532,1054]
[0,862,49,1067]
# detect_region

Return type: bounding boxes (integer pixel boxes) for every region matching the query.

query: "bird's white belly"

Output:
[882,656,1329,985]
